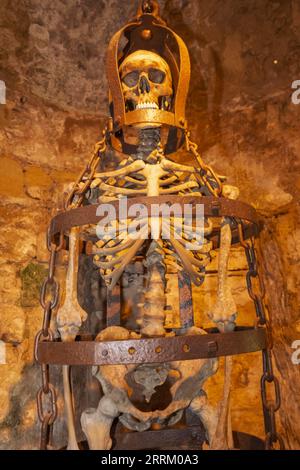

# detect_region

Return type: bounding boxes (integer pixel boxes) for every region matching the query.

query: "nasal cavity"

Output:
[139,75,150,94]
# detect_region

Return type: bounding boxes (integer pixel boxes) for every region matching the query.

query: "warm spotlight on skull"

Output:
[119,50,173,113]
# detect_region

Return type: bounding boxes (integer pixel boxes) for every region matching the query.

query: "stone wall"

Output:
[0,0,299,449]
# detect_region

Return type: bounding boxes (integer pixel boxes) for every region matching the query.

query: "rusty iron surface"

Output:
[112,427,264,451]
[106,1,190,133]
[49,196,262,249]
[37,327,267,366]
[65,432,264,451]
[113,424,206,450]
[73,428,264,451]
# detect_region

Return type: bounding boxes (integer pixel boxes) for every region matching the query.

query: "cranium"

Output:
[119,50,173,112]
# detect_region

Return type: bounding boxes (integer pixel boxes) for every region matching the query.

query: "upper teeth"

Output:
[136,102,159,110]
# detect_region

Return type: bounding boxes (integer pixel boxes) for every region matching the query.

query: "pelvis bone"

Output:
[81,325,221,450]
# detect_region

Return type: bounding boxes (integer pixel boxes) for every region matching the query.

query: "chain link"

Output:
[185,131,223,197]
[40,278,60,310]
[238,221,284,450]
[47,227,64,253]
[261,348,284,449]
[35,230,63,450]
[37,384,58,424]
[238,222,266,325]
[35,129,107,449]
[35,131,107,448]
[65,130,107,209]
[34,328,54,362]
[265,432,285,450]
[39,412,52,451]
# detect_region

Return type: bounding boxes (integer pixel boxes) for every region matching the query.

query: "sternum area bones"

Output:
[92,126,212,310]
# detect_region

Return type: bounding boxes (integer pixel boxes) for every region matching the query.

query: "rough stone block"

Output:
[20,263,48,307]
[0,305,25,343]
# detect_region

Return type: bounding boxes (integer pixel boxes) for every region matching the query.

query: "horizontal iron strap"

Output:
[37,327,267,366]
[49,196,262,239]
[113,428,264,451]
[113,425,206,451]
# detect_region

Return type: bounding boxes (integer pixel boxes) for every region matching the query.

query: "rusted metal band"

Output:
[37,327,267,366]
[113,424,206,450]
[49,196,262,243]
[124,109,176,127]
[112,427,264,451]
[106,21,141,127]
[106,10,190,131]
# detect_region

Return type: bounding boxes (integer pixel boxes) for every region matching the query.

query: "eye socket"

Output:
[122,71,139,87]
[148,68,166,84]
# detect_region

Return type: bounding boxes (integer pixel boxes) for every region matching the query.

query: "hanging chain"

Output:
[34,230,63,450]
[238,223,266,326]
[238,222,284,450]
[261,348,285,449]
[65,130,107,210]
[35,129,107,448]
[185,131,223,197]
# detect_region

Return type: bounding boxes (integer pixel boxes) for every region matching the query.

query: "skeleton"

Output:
[61,47,239,450]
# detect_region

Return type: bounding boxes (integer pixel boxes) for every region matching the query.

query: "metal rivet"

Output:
[128,347,136,355]
[207,341,218,355]
[183,344,190,353]
[102,349,108,357]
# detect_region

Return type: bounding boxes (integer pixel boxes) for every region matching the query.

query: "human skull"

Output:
[119,50,173,112]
